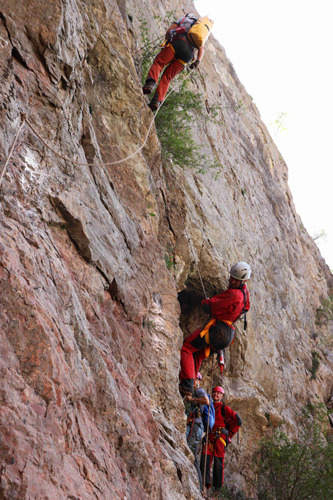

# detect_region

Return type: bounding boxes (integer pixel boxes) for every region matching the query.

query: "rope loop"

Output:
[0,67,195,186]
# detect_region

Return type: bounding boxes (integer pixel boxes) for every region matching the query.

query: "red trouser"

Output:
[147,44,184,102]
[200,434,226,489]
[179,327,207,393]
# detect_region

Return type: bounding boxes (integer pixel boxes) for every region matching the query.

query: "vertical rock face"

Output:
[0,0,332,498]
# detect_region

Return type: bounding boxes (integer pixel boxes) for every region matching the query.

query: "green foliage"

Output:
[310,351,320,379]
[142,318,155,329]
[152,10,176,26]
[256,401,333,500]
[147,204,156,217]
[164,245,175,270]
[265,412,272,427]
[214,485,246,499]
[313,229,327,242]
[155,75,221,173]
[316,294,333,325]
[233,99,246,112]
[139,19,158,82]
[271,112,288,135]
[205,98,247,119]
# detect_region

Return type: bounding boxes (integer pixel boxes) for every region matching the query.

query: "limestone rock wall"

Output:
[0,0,332,498]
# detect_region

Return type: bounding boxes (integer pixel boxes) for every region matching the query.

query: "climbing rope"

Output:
[141,38,164,62]
[202,355,215,496]
[181,213,214,492]
[0,66,196,187]
[181,208,213,493]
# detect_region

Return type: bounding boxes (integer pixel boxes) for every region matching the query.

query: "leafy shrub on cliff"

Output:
[154,77,221,173]
[256,401,333,500]
[310,350,320,379]
[316,294,333,325]
[214,485,246,499]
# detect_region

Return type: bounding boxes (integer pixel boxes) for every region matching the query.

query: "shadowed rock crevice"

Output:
[50,196,92,260]
[80,127,97,165]
[11,46,29,69]
[178,284,209,338]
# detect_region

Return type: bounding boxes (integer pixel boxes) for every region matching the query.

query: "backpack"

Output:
[170,14,198,40]
[202,395,215,431]
[187,16,214,49]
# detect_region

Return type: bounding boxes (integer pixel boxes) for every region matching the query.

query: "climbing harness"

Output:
[187,405,201,439]
[0,66,196,187]
[208,426,227,452]
[199,318,215,358]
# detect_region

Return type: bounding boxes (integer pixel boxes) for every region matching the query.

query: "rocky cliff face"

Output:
[0,0,332,498]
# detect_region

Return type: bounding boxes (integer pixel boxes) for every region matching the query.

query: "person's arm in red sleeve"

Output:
[201,300,211,314]
[202,289,244,322]
[224,405,242,440]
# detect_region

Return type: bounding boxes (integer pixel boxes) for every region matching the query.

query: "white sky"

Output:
[195,0,333,270]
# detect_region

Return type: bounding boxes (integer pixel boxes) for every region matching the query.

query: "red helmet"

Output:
[213,386,224,394]
[197,372,202,380]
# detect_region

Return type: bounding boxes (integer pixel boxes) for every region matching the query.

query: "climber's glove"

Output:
[225,436,231,448]
[201,302,211,314]
[166,29,176,40]
[189,60,200,70]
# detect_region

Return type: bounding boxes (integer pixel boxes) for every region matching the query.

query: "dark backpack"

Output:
[202,395,215,431]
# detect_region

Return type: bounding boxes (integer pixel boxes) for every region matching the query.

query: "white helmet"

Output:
[230,262,251,281]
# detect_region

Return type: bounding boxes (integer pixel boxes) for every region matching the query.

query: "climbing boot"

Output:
[148,95,162,112]
[179,383,192,398]
[142,78,156,95]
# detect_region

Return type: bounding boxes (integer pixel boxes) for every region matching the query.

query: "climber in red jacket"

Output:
[200,386,242,491]
[179,262,251,396]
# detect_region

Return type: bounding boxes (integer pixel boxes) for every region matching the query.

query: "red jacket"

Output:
[213,402,241,439]
[201,284,250,324]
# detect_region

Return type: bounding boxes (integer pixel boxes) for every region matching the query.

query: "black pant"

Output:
[200,440,225,489]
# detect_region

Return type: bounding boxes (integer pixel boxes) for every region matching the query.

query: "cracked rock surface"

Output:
[0,0,332,498]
